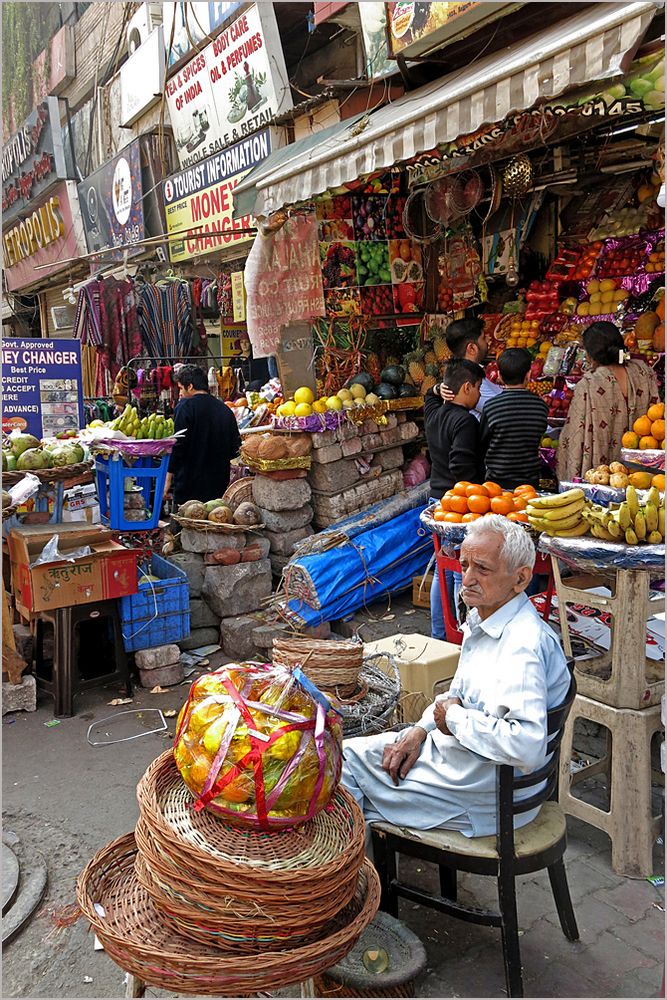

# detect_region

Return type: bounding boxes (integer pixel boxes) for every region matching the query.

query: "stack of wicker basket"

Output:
[273,636,364,698]
[77,750,379,996]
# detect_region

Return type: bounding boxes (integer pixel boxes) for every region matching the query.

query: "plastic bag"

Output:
[174,662,343,830]
[30,534,93,568]
[8,473,40,506]
[403,455,431,488]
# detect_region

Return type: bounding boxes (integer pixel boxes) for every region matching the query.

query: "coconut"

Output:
[2,453,7,472]
[2,489,12,508]
[204,499,225,515]
[233,501,261,526]
[257,436,289,460]
[180,500,207,520]
[284,434,312,458]
[17,448,46,471]
[47,445,79,467]
[242,435,263,459]
[11,433,40,458]
[208,505,234,524]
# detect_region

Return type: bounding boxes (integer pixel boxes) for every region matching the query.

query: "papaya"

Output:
[654,323,665,352]
[635,311,660,339]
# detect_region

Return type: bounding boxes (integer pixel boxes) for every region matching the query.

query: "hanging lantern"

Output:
[503,154,533,198]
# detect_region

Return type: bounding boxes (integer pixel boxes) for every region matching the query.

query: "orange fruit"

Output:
[465,483,489,498]
[639,435,659,450]
[434,510,447,521]
[652,474,665,490]
[507,511,529,523]
[647,402,665,422]
[651,419,665,441]
[440,496,452,512]
[449,495,469,515]
[512,496,529,511]
[621,431,639,449]
[490,496,515,516]
[514,485,538,498]
[462,512,482,522]
[467,494,491,514]
[452,481,472,496]
[483,481,503,497]
[633,415,653,437]
[442,511,463,523]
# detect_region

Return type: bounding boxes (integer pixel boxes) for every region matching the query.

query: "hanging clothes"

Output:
[74,277,142,395]
[136,279,194,360]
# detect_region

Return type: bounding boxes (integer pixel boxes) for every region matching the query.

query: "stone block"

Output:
[135,644,181,671]
[333,423,359,443]
[309,459,359,493]
[378,446,405,471]
[396,413,407,424]
[180,528,246,554]
[166,552,205,597]
[265,525,314,556]
[379,427,402,445]
[259,505,313,532]
[251,476,312,512]
[220,615,263,660]
[202,560,273,617]
[139,662,184,688]
[361,419,379,435]
[2,674,36,714]
[360,433,383,451]
[385,413,398,429]
[178,628,220,651]
[252,622,291,652]
[340,437,362,458]
[311,430,336,449]
[270,553,291,577]
[311,443,343,465]
[249,534,271,558]
[12,624,32,662]
[399,421,419,441]
[189,599,221,629]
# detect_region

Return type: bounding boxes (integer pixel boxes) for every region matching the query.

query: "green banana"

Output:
[606,519,622,540]
[645,503,659,533]
[528,488,585,510]
[648,530,663,544]
[646,486,661,509]
[659,506,665,536]
[625,528,638,545]
[626,485,640,519]
[616,502,632,531]
[634,511,647,541]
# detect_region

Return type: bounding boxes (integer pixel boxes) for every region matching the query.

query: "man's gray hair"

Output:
[463,514,536,572]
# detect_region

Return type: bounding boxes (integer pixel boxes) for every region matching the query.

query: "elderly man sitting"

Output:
[342,515,571,839]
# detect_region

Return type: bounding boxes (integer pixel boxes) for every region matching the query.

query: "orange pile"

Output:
[621,402,665,450]
[434,482,537,524]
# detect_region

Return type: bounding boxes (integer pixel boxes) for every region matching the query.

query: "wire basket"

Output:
[76,832,380,996]
[272,637,364,698]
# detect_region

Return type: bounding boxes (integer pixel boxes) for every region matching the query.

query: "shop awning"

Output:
[235,1,657,218]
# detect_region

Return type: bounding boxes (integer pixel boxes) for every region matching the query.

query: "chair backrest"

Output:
[495,661,576,858]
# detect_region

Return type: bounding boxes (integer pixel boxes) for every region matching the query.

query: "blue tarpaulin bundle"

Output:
[284,505,431,626]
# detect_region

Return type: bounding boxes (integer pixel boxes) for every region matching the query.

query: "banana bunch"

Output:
[526,488,589,537]
[108,406,174,440]
[582,485,665,545]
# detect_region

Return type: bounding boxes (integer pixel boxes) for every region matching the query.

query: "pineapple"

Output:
[365,352,382,385]
[421,364,440,395]
[405,349,426,385]
[424,349,437,366]
[433,335,451,362]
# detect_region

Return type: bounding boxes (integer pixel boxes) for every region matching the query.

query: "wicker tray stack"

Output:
[77,750,379,995]
[273,637,364,698]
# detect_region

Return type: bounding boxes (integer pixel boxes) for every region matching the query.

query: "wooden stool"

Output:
[559,693,663,877]
[550,557,664,710]
[31,599,130,717]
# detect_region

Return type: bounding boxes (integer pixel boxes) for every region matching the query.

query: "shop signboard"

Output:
[120,27,166,127]
[2,96,70,227]
[163,128,271,262]
[385,2,519,59]
[163,2,242,67]
[221,321,245,357]
[359,3,394,80]
[165,4,291,168]
[77,141,145,259]
[1,338,84,438]
[231,270,246,321]
[2,180,86,292]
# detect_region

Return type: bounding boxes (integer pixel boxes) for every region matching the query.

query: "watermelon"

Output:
[398,384,414,398]
[380,365,405,386]
[375,382,398,400]
[349,372,374,393]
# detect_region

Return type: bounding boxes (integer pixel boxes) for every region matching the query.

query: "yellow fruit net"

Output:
[174,662,343,830]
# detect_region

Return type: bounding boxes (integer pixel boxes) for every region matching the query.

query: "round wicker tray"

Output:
[222,477,254,511]
[172,514,265,533]
[2,504,18,521]
[76,832,380,996]
[2,460,93,487]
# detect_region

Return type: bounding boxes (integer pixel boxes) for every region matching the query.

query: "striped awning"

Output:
[235,1,658,218]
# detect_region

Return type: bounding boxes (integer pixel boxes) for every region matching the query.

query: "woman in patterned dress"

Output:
[557,322,659,481]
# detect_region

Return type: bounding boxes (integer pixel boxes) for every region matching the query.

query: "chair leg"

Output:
[498,871,524,998]
[547,858,579,942]
[374,833,399,918]
[439,864,457,902]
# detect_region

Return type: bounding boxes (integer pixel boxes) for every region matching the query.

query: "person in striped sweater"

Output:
[479,348,549,491]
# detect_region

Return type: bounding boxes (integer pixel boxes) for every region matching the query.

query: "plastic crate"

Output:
[119,554,190,652]
[95,453,169,531]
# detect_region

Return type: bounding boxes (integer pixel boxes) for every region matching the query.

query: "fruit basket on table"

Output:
[2,461,93,488]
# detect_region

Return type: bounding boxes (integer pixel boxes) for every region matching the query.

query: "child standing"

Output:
[424,358,485,497]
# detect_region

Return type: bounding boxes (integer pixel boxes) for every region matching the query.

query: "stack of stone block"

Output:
[167,525,272,651]
[135,643,184,688]
[308,413,420,528]
[251,475,314,579]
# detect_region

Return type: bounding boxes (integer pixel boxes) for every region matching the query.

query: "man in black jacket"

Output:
[165,365,242,507]
[424,358,485,499]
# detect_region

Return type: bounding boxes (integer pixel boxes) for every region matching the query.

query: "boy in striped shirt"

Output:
[479,348,548,491]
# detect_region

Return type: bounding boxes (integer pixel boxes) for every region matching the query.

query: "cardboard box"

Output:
[412,572,434,608]
[364,633,461,723]
[9,523,139,614]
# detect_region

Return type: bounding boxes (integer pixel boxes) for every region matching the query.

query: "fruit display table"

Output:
[539,533,665,877]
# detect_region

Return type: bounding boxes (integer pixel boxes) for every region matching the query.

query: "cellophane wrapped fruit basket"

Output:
[174,662,343,830]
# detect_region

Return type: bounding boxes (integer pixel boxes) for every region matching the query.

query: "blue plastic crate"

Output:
[119,554,190,652]
[95,453,169,531]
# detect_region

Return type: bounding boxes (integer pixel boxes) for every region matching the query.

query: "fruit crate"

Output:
[119,554,190,653]
[95,453,169,531]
